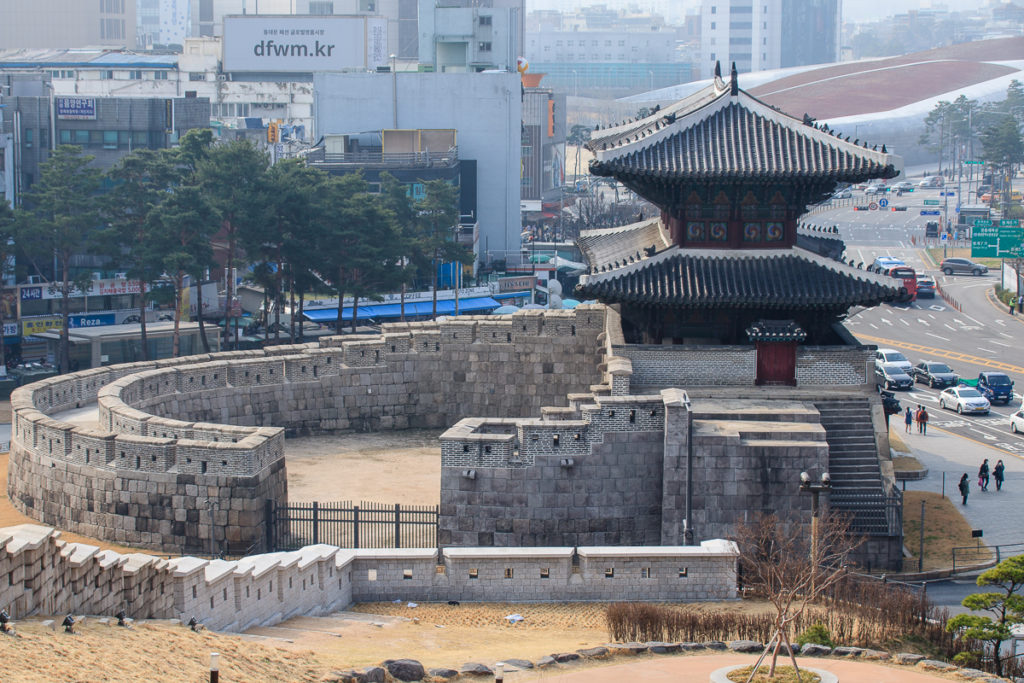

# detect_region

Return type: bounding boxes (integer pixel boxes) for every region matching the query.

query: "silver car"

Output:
[939,386,991,415]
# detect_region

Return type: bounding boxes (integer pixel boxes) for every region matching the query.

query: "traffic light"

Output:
[267,121,279,143]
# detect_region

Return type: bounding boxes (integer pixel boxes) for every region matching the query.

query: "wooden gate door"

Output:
[755,341,797,386]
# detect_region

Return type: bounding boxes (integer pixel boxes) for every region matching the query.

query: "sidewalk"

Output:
[897,425,1023,547]
[525,653,963,682]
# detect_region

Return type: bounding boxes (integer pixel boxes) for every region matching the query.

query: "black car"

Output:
[916,275,936,298]
[910,361,959,388]
[875,363,913,391]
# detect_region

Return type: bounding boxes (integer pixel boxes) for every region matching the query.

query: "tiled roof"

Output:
[576,217,671,274]
[587,74,898,183]
[575,247,901,310]
[746,319,807,342]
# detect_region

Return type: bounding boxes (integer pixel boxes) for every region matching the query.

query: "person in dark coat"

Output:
[919,407,929,435]
[979,459,990,491]
[904,406,913,434]
[958,473,970,505]
[994,459,1005,491]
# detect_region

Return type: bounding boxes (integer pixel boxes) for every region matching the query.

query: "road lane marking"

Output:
[992,341,1012,348]
[964,314,985,326]
[881,318,893,326]
[978,348,997,353]
[917,319,930,326]
[944,324,957,331]
[856,333,1024,374]
[926,333,951,341]
[900,319,910,326]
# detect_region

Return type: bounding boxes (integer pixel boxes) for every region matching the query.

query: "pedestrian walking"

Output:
[919,406,929,435]
[959,473,970,505]
[915,405,924,434]
[994,459,1005,491]
[979,458,990,491]
[904,406,913,434]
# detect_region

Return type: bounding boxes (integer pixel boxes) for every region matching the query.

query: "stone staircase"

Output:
[814,399,895,534]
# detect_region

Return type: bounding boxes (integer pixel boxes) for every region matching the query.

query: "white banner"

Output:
[222,15,387,72]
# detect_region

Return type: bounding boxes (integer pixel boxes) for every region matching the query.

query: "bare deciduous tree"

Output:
[735,512,862,681]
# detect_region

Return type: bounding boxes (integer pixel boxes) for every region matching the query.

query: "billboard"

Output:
[223,15,388,72]
[20,278,147,301]
[56,97,96,120]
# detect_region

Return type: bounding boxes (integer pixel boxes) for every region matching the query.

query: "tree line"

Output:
[0,129,469,374]
[920,80,1024,215]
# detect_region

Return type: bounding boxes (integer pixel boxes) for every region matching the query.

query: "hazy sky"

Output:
[525,0,996,23]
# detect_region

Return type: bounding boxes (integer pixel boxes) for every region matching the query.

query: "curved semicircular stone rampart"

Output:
[6,308,608,554]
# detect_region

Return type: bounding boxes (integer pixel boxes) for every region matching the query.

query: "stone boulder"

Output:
[576,647,609,658]
[459,662,493,676]
[704,641,727,651]
[648,642,681,654]
[727,640,762,653]
[831,646,863,657]
[536,656,556,668]
[916,659,957,672]
[895,653,925,665]
[798,644,832,657]
[385,660,425,682]
[678,642,706,651]
[427,668,458,680]
[321,667,385,683]
[552,652,581,663]
[501,659,534,670]
[861,649,890,660]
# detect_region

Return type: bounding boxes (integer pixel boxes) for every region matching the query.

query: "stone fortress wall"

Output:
[8,308,609,554]
[1,524,739,631]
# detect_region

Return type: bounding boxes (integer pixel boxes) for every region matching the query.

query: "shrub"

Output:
[796,623,834,648]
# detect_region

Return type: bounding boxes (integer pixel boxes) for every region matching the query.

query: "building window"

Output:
[711,5,716,13]
[59,129,72,144]
[101,70,114,80]
[23,128,33,148]
[710,21,716,29]
[566,40,572,47]
[154,71,168,80]
[478,42,492,52]
[618,40,625,46]
[189,72,206,81]
[129,70,142,80]
[521,145,533,157]
[103,131,118,149]
[308,1,334,13]
[479,15,492,26]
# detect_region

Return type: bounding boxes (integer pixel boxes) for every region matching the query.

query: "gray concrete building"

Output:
[0,83,210,205]
[0,0,137,50]
[314,71,521,266]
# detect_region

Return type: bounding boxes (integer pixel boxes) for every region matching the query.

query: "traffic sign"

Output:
[999,219,1020,227]
[869,202,878,211]
[941,233,948,242]
[972,224,1024,258]
[964,160,984,165]
[879,198,889,208]
[974,219,993,227]
[923,199,940,205]
[940,191,956,196]
[920,210,941,216]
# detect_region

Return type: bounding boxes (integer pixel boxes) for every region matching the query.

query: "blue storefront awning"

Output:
[303,296,502,322]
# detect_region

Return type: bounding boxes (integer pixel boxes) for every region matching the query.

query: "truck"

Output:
[977,372,1015,405]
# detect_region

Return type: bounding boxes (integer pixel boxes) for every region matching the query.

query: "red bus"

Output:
[889,266,918,302]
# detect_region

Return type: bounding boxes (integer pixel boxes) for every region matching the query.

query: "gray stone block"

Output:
[576,647,609,658]
[536,656,556,668]
[552,652,581,663]
[459,662,493,676]
[895,653,925,665]
[832,646,863,657]
[384,659,425,682]
[727,640,762,653]
[799,644,832,657]
[427,668,458,680]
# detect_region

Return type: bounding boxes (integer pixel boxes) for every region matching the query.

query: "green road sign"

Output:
[972,224,1024,258]
[999,219,1020,227]
[973,219,994,227]
[923,199,940,206]
[964,160,984,165]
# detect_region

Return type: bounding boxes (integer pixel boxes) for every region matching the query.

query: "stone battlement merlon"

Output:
[0,524,739,632]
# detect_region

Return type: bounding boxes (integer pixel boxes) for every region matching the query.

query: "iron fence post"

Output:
[312,501,319,545]
[264,499,275,552]
[353,505,360,549]
[395,503,401,548]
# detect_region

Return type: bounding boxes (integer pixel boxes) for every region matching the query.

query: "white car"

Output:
[938,386,991,415]
[1011,409,1024,434]
[875,349,912,373]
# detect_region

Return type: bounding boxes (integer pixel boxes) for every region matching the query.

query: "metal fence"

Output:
[830,489,903,536]
[952,541,1024,573]
[266,500,438,552]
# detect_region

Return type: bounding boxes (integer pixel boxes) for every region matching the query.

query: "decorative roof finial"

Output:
[881,144,887,153]
[714,61,722,80]
[730,62,738,95]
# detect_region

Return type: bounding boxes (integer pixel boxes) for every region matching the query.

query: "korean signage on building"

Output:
[222,15,388,73]
[20,279,146,302]
[499,275,538,293]
[22,317,62,336]
[55,97,97,120]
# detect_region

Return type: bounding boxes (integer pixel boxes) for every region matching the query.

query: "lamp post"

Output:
[799,471,831,595]
[390,54,398,129]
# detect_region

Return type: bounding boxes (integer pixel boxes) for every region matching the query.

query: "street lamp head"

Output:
[821,472,831,486]
[800,471,810,484]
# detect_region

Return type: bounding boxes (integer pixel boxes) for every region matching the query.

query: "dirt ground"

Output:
[284,430,443,504]
[902,491,991,571]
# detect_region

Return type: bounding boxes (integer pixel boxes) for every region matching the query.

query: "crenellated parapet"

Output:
[0,524,739,632]
[7,307,610,554]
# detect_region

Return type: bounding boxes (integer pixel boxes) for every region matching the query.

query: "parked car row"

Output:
[873,350,1017,416]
